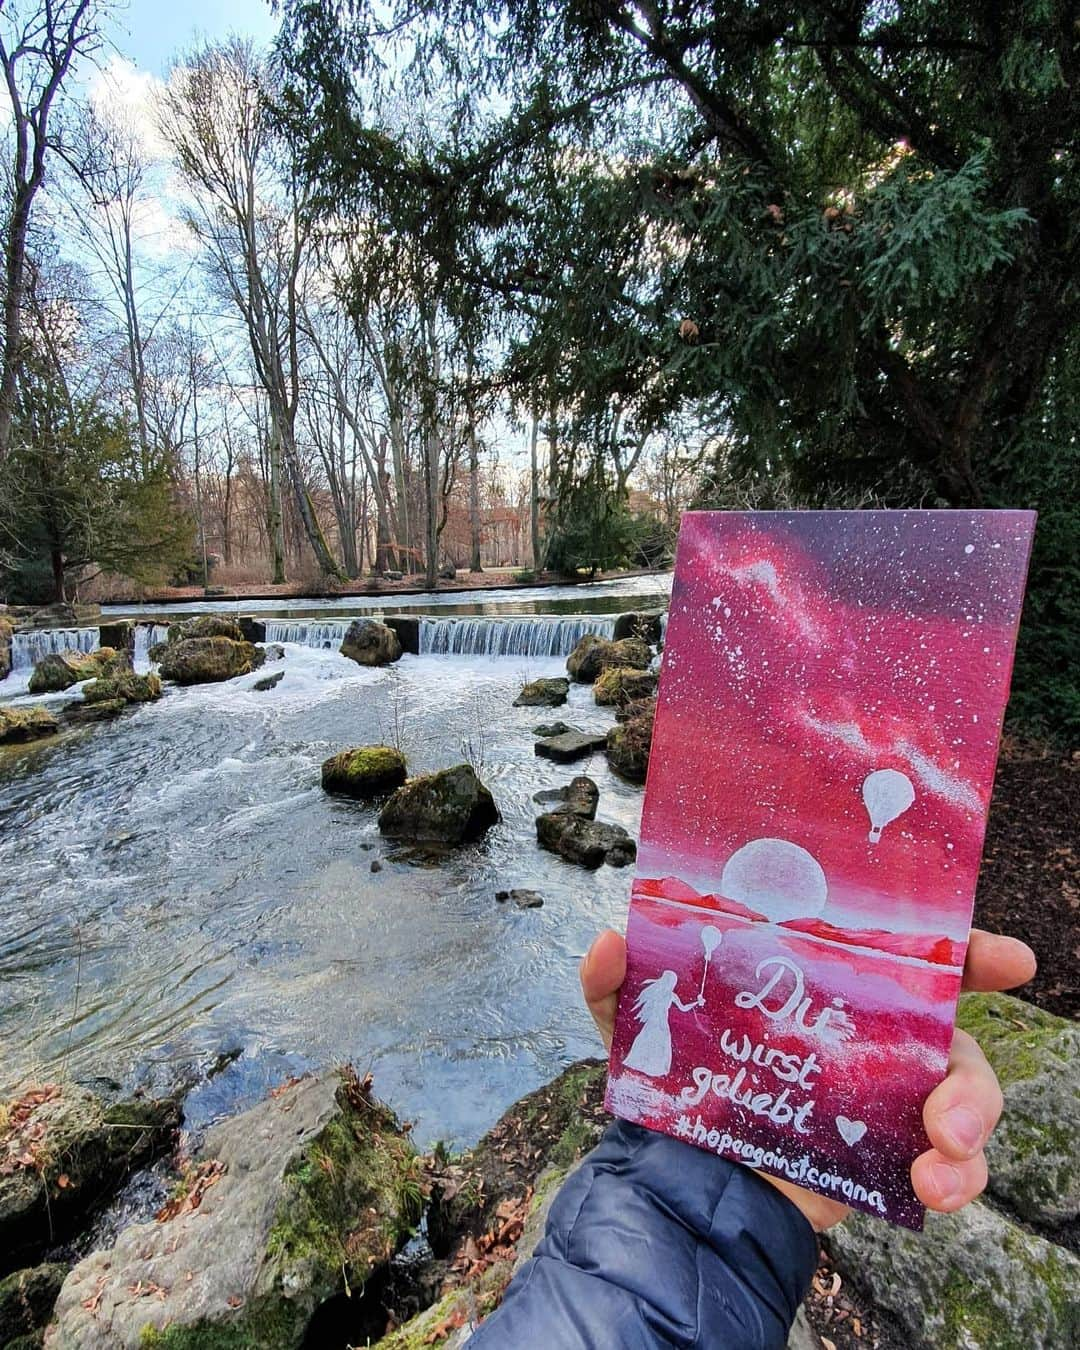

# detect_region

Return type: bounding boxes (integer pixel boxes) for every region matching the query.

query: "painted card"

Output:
[605,510,1035,1229]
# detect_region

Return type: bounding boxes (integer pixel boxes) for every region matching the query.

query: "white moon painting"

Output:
[720,837,829,923]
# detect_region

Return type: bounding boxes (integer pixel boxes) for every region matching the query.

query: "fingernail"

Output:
[930,1162,963,1201]
[943,1106,983,1154]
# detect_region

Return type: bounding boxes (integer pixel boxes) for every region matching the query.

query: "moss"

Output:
[165,617,244,644]
[83,671,162,705]
[374,1262,512,1350]
[956,991,1073,1086]
[158,638,261,686]
[593,666,658,707]
[27,647,124,694]
[321,745,407,798]
[0,705,59,744]
[939,1269,1008,1347]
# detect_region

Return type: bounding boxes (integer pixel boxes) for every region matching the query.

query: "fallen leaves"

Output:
[154,1159,225,1222]
[0,1083,63,1176]
[423,1305,467,1344]
[449,1189,532,1283]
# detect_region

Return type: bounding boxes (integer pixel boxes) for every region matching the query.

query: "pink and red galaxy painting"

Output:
[605,510,1035,1229]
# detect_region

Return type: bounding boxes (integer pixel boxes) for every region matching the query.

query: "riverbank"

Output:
[93,566,671,608]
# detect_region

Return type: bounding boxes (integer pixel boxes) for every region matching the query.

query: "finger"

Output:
[923,1028,1003,1161]
[580,929,626,1051]
[962,929,1036,993]
[911,1147,989,1212]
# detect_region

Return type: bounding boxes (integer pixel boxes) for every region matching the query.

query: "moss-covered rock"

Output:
[611,610,664,644]
[83,671,163,706]
[0,705,60,744]
[62,698,127,726]
[605,697,655,783]
[46,1071,419,1350]
[0,1084,180,1273]
[826,1200,1080,1350]
[340,619,402,667]
[322,745,408,798]
[512,677,569,708]
[165,616,244,644]
[378,764,498,845]
[27,648,125,694]
[157,638,264,686]
[592,665,658,707]
[956,990,1080,1224]
[565,634,650,683]
[0,1263,67,1345]
[0,616,12,680]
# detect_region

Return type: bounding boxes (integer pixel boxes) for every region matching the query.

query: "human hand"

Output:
[580,927,1036,1232]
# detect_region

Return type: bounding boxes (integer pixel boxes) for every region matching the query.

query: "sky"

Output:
[111,0,279,79]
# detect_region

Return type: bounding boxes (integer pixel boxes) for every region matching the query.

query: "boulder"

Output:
[0,705,60,744]
[0,1083,179,1274]
[495,889,544,909]
[46,1070,420,1350]
[383,615,420,655]
[27,648,125,695]
[0,616,13,680]
[534,730,608,764]
[612,610,664,644]
[532,720,579,738]
[566,634,650,684]
[513,677,569,708]
[0,1262,67,1346]
[253,670,284,693]
[263,643,286,662]
[956,990,1080,1225]
[533,775,599,821]
[378,764,498,845]
[97,620,136,656]
[165,615,244,644]
[158,638,265,686]
[322,745,408,799]
[606,697,655,783]
[82,672,162,706]
[439,563,457,580]
[536,812,636,868]
[237,617,267,644]
[826,1200,1080,1350]
[593,666,658,707]
[340,619,402,667]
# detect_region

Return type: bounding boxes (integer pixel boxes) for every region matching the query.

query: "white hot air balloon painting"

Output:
[696,926,724,1002]
[862,769,915,844]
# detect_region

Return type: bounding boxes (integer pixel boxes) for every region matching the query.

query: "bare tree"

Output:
[157,38,341,581]
[0,0,106,459]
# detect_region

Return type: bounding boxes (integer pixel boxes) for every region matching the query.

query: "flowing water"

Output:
[0,578,670,1147]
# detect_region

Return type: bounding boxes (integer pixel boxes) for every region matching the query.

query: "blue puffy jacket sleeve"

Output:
[467,1120,817,1349]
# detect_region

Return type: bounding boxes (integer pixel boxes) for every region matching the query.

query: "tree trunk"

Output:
[268,418,287,583]
[468,421,483,572]
[529,407,541,569]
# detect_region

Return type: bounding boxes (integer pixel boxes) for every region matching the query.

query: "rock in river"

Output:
[612,610,664,644]
[533,775,599,821]
[513,677,569,708]
[535,811,636,868]
[322,745,408,799]
[253,669,284,692]
[0,616,12,680]
[565,634,651,684]
[340,619,402,667]
[0,1083,179,1273]
[158,637,265,685]
[0,705,59,744]
[534,730,608,764]
[605,697,655,783]
[28,648,126,695]
[593,665,658,707]
[496,889,544,908]
[166,615,244,644]
[46,1071,420,1350]
[82,671,162,706]
[379,763,498,845]
[532,720,579,738]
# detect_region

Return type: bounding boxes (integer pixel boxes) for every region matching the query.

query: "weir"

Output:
[10,627,100,670]
[418,615,615,657]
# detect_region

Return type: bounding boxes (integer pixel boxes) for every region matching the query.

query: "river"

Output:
[0,576,670,1148]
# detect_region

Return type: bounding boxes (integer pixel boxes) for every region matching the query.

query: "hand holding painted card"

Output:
[604,510,1036,1230]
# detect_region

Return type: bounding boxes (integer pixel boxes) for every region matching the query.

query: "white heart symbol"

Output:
[836,1116,867,1146]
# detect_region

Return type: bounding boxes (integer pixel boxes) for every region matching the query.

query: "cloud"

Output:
[87,54,169,159]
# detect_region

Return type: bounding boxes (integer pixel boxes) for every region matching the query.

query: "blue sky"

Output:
[112,0,279,78]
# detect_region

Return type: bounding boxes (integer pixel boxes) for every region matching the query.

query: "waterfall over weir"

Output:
[10,627,99,670]
[264,620,351,648]
[419,615,615,657]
